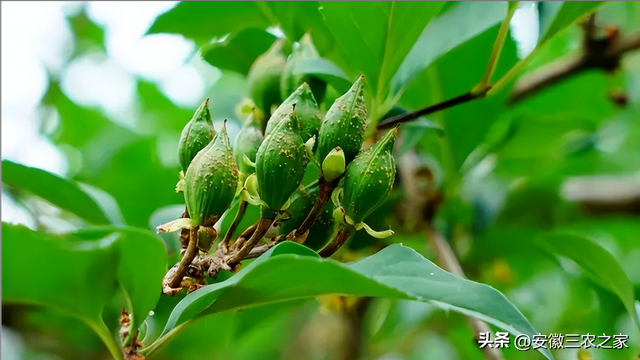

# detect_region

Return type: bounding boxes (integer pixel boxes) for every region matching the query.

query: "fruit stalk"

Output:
[168,226,199,289]
[318,225,353,258]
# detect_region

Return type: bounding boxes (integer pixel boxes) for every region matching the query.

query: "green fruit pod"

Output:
[342,127,398,224]
[247,39,287,116]
[316,75,367,171]
[255,111,308,218]
[233,111,264,175]
[178,98,216,172]
[265,83,321,142]
[184,122,239,226]
[278,183,334,250]
[280,34,327,103]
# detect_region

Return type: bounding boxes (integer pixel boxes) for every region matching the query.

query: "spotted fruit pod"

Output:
[184,123,239,226]
[178,98,215,172]
[255,111,308,218]
[247,39,287,116]
[265,83,321,142]
[233,110,264,176]
[316,75,366,178]
[341,127,398,227]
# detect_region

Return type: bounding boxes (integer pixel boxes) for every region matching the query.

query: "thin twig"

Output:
[292,178,337,241]
[318,226,353,258]
[425,223,505,360]
[509,31,640,103]
[339,297,372,360]
[377,92,478,129]
[377,27,640,129]
[227,217,274,265]
[168,227,199,289]
[219,200,247,253]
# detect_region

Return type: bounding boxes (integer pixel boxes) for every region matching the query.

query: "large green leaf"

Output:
[265,1,335,55]
[155,242,552,360]
[319,2,445,99]
[400,24,519,170]
[1,160,110,225]
[147,2,271,44]
[201,28,276,75]
[536,232,640,330]
[2,223,168,358]
[291,58,351,94]
[392,2,506,94]
[538,2,605,45]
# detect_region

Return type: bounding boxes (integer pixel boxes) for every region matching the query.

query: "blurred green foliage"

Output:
[2,2,640,360]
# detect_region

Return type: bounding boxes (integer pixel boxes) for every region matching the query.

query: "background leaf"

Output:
[2,223,168,354]
[201,28,276,75]
[392,1,506,94]
[536,231,640,330]
[2,160,111,225]
[147,2,272,44]
[319,2,445,99]
[538,2,605,45]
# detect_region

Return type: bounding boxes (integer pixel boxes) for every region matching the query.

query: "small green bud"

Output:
[280,34,327,103]
[178,98,216,172]
[265,83,321,142]
[196,226,217,253]
[184,123,239,226]
[342,127,398,224]
[233,111,264,175]
[278,183,334,250]
[247,39,287,116]
[255,111,308,218]
[316,75,367,173]
[321,147,346,182]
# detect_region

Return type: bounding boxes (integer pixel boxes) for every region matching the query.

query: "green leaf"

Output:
[157,242,552,360]
[538,2,605,45]
[319,2,445,98]
[201,28,276,75]
[2,223,168,355]
[292,58,351,94]
[147,2,271,44]
[265,1,335,55]
[536,231,640,331]
[1,160,110,225]
[392,2,506,94]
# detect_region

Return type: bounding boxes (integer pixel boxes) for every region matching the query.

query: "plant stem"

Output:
[474,2,519,94]
[377,91,477,129]
[377,28,640,129]
[318,225,353,258]
[231,223,257,251]
[293,178,336,242]
[339,297,372,360]
[227,217,274,265]
[168,226,199,289]
[219,200,247,253]
[91,321,125,360]
[425,223,505,360]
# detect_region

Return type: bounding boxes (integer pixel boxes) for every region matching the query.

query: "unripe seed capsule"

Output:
[178,98,216,172]
[255,111,308,218]
[316,75,367,172]
[247,39,287,116]
[265,83,321,142]
[342,127,398,223]
[184,122,239,226]
[233,111,264,175]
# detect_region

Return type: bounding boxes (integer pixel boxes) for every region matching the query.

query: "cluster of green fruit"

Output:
[159,38,398,293]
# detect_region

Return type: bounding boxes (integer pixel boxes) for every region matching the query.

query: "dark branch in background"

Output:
[339,297,372,360]
[377,21,640,129]
[425,224,505,360]
[398,151,504,360]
